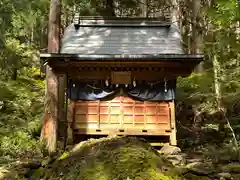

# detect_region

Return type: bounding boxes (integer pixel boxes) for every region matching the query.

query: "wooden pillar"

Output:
[58,74,67,149]
[169,101,177,146]
[58,75,66,123]
[67,101,76,145]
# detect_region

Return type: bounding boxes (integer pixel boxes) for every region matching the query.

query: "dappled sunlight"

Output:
[61,20,184,55]
[1,0,240,179]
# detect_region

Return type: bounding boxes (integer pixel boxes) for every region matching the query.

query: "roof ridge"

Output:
[73,15,172,29]
[77,16,170,20]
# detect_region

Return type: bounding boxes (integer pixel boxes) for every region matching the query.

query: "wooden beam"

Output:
[150,142,169,147]
[49,60,198,69]
[52,67,192,80]
[73,128,172,136]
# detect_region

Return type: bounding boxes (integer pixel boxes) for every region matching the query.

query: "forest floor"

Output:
[0,133,239,180]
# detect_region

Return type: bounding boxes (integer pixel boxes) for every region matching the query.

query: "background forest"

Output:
[0,0,240,179]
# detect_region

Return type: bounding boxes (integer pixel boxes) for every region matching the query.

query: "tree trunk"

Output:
[212,53,226,132]
[179,1,191,53]
[141,0,148,17]
[172,0,178,27]
[191,0,203,72]
[213,55,221,110]
[190,0,204,139]
[106,0,115,16]
[40,0,61,154]
[191,0,197,54]
[31,26,34,45]
[11,67,17,80]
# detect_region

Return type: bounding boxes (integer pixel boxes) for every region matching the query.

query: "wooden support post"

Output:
[58,75,66,123]
[169,101,177,146]
[67,101,76,145]
[58,74,67,149]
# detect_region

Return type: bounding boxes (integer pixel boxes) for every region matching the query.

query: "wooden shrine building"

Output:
[40,16,203,148]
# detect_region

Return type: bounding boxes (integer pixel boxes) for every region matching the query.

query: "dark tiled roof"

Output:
[61,17,184,55]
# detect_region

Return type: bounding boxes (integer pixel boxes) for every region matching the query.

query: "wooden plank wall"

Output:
[69,97,172,136]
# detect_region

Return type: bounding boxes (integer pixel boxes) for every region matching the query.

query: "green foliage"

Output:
[177,0,240,120]
[203,0,240,110]
[202,140,240,163]
[0,0,48,80]
[177,71,216,113]
[0,77,44,163]
[0,82,16,101]
[0,131,41,158]
[0,38,40,78]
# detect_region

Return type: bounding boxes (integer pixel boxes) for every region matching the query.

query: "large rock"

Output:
[30,136,179,180]
[217,172,231,180]
[221,163,240,173]
[186,162,216,175]
[166,154,187,166]
[159,145,181,155]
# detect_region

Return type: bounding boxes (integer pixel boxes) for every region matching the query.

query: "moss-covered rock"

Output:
[31,136,180,180]
[232,173,240,180]
[221,163,240,173]
[183,173,212,180]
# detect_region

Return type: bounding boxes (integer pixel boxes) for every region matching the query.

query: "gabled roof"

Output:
[40,17,203,74]
[61,17,184,55]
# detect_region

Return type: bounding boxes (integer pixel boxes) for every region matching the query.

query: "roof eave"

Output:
[40,53,204,62]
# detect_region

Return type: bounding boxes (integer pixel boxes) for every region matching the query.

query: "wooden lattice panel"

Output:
[73,96,171,135]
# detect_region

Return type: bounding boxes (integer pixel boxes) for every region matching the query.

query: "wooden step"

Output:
[150,142,169,147]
